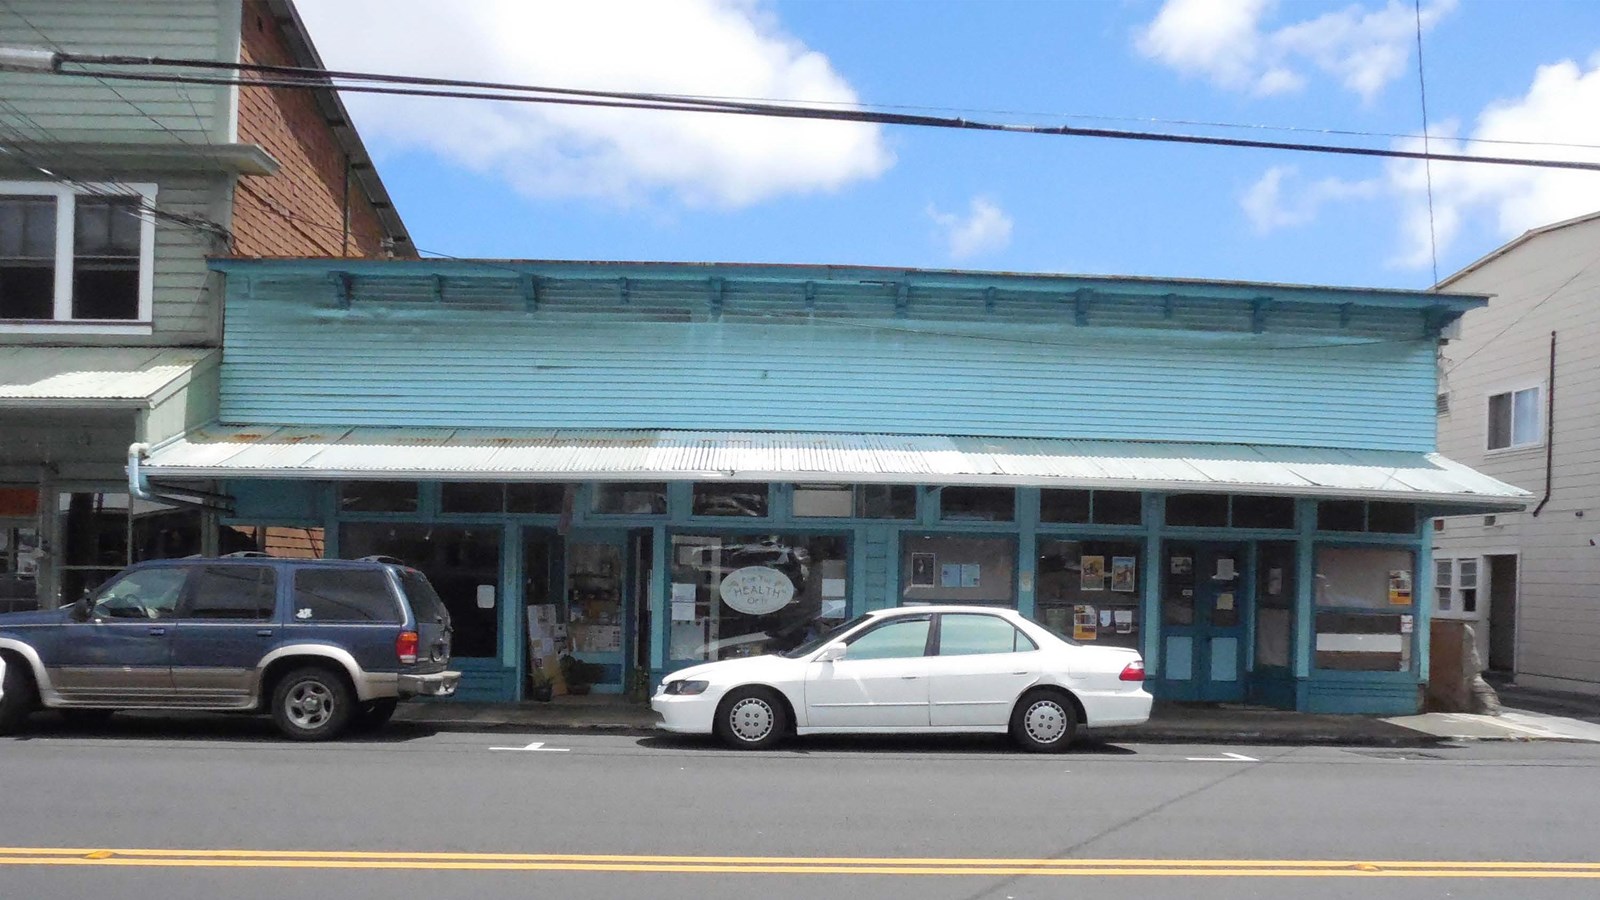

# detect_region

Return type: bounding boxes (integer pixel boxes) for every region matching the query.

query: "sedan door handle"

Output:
[1012,671,1029,675]
[900,675,920,680]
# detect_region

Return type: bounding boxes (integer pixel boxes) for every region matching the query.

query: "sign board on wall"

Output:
[719,566,796,616]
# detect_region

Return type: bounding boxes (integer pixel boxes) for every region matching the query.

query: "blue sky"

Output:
[299,0,1600,291]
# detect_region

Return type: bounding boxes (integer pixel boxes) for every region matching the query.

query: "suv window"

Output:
[291,568,401,623]
[844,615,932,660]
[182,565,277,621]
[937,613,1037,655]
[94,567,188,620]
[400,570,449,626]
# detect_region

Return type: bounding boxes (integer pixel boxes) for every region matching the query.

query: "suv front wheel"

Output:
[271,666,355,741]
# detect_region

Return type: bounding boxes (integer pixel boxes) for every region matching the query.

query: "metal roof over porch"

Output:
[0,347,217,407]
[139,425,1529,509]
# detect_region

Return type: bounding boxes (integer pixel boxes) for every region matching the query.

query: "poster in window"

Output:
[1388,569,1414,606]
[1080,555,1106,591]
[910,552,937,587]
[960,564,981,587]
[940,564,963,588]
[1113,609,1135,633]
[1170,555,1193,576]
[1073,604,1097,640]
[1110,556,1137,593]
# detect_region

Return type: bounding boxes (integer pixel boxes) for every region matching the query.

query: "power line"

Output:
[25,53,1600,175]
[1413,0,1440,285]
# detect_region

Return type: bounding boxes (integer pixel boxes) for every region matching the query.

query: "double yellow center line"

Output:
[1,849,1599,878]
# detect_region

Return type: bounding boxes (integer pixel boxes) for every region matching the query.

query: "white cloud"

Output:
[927,197,1014,261]
[294,0,893,209]
[1237,55,1600,270]
[1137,0,1457,102]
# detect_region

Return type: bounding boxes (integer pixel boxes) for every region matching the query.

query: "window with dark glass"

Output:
[1039,489,1091,524]
[1367,502,1416,534]
[340,524,502,657]
[507,483,566,515]
[792,484,854,518]
[940,486,1014,522]
[1094,491,1144,525]
[183,565,277,621]
[1232,495,1296,530]
[0,195,56,319]
[441,482,504,514]
[71,196,141,320]
[592,482,667,515]
[1255,541,1295,668]
[857,485,916,519]
[1165,493,1229,527]
[291,568,401,623]
[1317,500,1366,532]
[693,482,769,517]
[340,481,420,514]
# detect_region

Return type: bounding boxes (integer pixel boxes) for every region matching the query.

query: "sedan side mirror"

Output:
[70,597,92,622]
[816,642,847,663]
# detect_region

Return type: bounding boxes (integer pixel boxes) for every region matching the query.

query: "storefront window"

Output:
[592,482,667,515]
[692,482,769,517]
[340,481,419,514]
[669,533,849,662]
[341,523,503,658]
[1040,490,1143,526]
[56,492,200,602]
[1255,541,1296,668]
[507,483,566,515]
[940,487,1014,522]
[792,484,916,519]
[1367,502,1417,534]
[901,533,1016,605]
[222,524,326,558]
[1233,495,1296,530]
[1165,493,1229,528]
[1035,538,1140,650]
[0,524,42,612]
[441,482,504,514]
[793,484,853,518]
[858,485,917,519]
[1317,500,1366,532]
[1313,546,1414,671]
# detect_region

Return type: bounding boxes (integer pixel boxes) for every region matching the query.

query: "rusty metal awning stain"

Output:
[136,425,1530,509]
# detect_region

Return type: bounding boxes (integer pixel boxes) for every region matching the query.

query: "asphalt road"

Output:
[3,714,1600,900]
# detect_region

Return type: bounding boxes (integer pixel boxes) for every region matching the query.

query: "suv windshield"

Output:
[400,570,450,626]
[781,614,869,659]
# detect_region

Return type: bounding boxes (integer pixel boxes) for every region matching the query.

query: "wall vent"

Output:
[1436,391,1451,415]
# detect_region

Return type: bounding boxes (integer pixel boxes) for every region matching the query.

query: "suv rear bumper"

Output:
[398,671,460,698]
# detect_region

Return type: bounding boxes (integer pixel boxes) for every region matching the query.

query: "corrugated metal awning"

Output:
[0,348,218,407]
[141,425,1530,510]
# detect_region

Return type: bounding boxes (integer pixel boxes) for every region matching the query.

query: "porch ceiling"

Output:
[139,425,1530,510]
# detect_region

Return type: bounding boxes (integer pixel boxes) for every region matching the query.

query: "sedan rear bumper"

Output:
[1078,688,1154,728]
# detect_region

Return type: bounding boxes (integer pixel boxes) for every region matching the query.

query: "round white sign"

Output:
[720,566,796,616]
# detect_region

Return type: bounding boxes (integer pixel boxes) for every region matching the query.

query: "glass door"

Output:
[562,530,628,694]
[1159,542,1247,702]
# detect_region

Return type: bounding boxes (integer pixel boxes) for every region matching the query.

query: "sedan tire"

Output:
[1009,689,1078,753]
[713,686,788,750]
[271,666,354,741]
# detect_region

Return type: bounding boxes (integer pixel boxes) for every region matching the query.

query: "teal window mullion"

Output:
[1140,493,1163,677]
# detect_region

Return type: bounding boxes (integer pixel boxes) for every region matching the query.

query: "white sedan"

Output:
[652,605,1151,752]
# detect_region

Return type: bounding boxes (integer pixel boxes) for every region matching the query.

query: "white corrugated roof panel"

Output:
[0,348,217,405]
[140,426,1530,509]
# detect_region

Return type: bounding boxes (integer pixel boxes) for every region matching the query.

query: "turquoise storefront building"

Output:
[130,258,1527,713]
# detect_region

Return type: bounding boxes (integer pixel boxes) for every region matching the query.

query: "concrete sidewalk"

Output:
[394,697,1438,747]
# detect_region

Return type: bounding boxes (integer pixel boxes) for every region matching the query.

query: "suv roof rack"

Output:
[356,555,408,566]
[222,551,274,558]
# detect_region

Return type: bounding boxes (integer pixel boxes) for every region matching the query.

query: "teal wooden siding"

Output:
[0,0,234,144]
[220,273,1441,452]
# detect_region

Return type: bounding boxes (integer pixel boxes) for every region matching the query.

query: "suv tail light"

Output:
[396,631,419,665]
[1119,660,1146,682]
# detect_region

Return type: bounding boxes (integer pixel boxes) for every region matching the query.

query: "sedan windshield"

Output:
[780,614,869,659]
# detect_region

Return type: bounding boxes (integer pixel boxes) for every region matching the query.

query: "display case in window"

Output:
[1036,539,1140,649]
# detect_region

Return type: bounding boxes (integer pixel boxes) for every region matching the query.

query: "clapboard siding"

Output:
[0,0,233,143]
[220,275,1441,451]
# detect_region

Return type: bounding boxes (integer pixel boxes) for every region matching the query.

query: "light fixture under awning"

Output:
[136,425,1530,512]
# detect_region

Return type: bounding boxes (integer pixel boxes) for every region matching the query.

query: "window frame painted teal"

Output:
[1308,540,1419,677]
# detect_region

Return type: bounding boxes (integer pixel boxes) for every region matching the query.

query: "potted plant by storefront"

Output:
[559,653,602,696]
[528,664,554,702]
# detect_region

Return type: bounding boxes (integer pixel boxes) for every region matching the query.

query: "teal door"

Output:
[1158,543,1247,702]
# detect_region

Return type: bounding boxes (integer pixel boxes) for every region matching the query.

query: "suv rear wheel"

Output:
[0,654,37,736]
[271,666,354,741]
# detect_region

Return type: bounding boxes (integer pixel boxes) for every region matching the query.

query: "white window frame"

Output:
[0,180,157,334]
[1485,383,1543,453]
[1434,556,1480,619]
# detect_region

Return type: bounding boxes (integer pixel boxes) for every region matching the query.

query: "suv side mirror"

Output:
[816,642,847,663]
[70,596,92,622]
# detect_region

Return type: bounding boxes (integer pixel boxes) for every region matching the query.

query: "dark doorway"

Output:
[1486,554,1518,674]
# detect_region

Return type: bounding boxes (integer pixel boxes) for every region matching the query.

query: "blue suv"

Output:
[0,554,458,740]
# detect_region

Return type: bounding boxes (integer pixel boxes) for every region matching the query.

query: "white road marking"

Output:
[489,741,570,752]
[1185,751,1257,762]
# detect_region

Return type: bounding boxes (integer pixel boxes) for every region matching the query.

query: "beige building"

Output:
[1434,210,1600,695]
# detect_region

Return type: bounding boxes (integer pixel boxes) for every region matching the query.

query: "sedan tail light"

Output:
[1119,660,1146,682]
[396,631,419,665]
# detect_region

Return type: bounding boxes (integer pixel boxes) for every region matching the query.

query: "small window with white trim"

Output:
[1487,387,1540,450]
[1436,558,1478,615]
[0,181,155,326]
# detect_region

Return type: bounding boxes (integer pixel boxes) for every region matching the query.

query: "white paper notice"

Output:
[1215,557,1237,580]
[671,582,697,602]
[476,585,496,609]
[1099,609,1113,628]
[671,601,695,623]
[1217,592,1236,611]
[821,599,847,619]
[821,578,847,599]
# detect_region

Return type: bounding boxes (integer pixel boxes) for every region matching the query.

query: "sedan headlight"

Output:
[663,679,710,696]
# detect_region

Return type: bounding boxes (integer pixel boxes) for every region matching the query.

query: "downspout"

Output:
[1532,331,1556,517]
[127,443,234,513]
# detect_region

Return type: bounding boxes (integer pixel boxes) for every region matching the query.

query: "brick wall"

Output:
[232,0,394,258]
